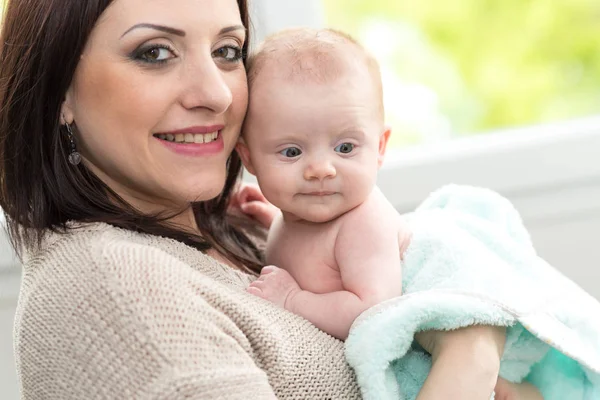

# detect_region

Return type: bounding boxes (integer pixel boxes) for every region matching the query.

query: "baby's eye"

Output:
[334,143,355,154]
[279,147,302,158]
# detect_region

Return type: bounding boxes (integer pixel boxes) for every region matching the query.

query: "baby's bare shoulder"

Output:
[337,190,412,255]
[343,189,401,226]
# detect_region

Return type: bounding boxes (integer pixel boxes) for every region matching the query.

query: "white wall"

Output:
[378,116,600,300]
[249,0,323,45]
[0,216,20,400]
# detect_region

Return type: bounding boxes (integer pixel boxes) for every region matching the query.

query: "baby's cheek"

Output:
[258,179,283,205]
[269,185,293,211]
[258,164,295,206]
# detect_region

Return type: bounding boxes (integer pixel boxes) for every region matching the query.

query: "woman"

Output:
[0,0,505,398]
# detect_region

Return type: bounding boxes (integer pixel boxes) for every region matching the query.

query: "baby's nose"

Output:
[304,160,336,181]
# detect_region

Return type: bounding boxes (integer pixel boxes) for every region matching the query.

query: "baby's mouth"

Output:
[153,131,219,144]
[304,191,337,196]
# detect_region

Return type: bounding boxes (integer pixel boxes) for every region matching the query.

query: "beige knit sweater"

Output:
[13,222,361,399]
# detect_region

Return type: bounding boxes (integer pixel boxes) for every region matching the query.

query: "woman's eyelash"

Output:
[130,43,246,65]
[213,45,246,62]
[130,44,175,64]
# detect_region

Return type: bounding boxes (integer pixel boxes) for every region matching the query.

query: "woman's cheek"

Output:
[229,71,249,123]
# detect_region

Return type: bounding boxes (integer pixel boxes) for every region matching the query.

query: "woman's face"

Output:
[62,0,248,214]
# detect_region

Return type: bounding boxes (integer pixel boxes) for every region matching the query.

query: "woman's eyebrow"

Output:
[120,24,245,39]
[121,23,185,38]
[220,25,245,35]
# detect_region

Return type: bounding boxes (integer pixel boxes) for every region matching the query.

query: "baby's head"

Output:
[237,28,391,223]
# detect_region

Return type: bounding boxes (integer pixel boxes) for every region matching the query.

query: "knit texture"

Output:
[13,222,361,399]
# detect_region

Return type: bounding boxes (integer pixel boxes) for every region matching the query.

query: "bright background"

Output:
[323,0,600,147]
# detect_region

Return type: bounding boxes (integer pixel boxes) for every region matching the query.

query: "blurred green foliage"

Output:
[323,0,600,142]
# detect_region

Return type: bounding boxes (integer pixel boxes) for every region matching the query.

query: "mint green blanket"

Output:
[345,185,600,400]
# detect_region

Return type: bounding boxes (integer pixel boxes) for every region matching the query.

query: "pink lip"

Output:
[154,126,225,157]
[160,125,224,135]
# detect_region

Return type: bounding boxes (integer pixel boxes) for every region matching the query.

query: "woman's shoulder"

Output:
[16,222,256,329]
[18,221,259,329]
[13,223,269,398]
[25,221,253,286]
[16,221,257,358]
[15,222,361,399]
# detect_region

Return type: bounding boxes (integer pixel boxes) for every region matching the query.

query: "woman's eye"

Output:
[135,45,175,64]
[279,147,302,158]
[213,46,244,62]
[334,143,355,154]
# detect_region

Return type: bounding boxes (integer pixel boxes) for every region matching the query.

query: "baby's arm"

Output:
[286,208,405,339]
[248,208,405,340]
[247,265,380,340]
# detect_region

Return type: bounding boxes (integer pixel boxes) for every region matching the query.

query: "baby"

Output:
[238,28,405,340]
[236,28,542,400]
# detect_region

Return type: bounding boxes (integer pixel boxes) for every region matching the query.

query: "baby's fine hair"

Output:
[247,28,384,117]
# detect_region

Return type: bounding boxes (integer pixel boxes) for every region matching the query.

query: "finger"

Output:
[230,183,255,207]
[246,286,264,297]
[228,192,241,209]
[261,265,277,275]
[236,185,250,204]
[241,202,274,227]
[240,184,267,203]
[414,330,440,355]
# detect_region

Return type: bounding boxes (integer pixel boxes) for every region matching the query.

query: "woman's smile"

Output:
[60,0,248,210]
[154,130,225,156]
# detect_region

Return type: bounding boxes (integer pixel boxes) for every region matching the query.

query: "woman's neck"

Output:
[167,207,200,234]
[87,163,201,233]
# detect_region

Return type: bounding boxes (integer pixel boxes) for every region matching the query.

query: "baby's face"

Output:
[241,69,388,223]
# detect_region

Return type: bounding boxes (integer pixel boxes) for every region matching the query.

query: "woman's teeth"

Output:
[155,132,219,143]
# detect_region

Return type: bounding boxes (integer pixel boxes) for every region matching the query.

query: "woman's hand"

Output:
[229,182,279,229]
[495,377,544,400]
[247,266,301,310]
[415,325,506,400]
[415,325,506,363]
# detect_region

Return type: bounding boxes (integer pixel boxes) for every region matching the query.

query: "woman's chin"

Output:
[173,174,227,204]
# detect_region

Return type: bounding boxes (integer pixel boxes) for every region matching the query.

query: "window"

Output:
[323,0,600,148]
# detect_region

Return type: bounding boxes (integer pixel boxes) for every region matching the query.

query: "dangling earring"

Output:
[64,120,81,165]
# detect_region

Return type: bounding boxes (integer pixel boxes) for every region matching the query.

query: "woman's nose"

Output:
[304,160,337,181]
[179,58,233,114]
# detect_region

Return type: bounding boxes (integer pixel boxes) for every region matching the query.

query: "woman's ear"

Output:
[60,88,75,125]
[235,138,257,176]
[377,126,392,167]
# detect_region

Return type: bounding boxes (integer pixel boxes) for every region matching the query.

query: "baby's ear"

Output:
[235,138,257,176]
[377,126,392,167]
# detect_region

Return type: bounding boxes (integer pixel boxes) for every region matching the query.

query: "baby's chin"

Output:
[285,207,348,224]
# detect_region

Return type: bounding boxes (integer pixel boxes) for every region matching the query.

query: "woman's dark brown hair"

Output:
[0,0,264,274]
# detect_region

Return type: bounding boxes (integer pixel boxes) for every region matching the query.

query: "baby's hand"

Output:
[247,266,301,310]
[229,182,279,229]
